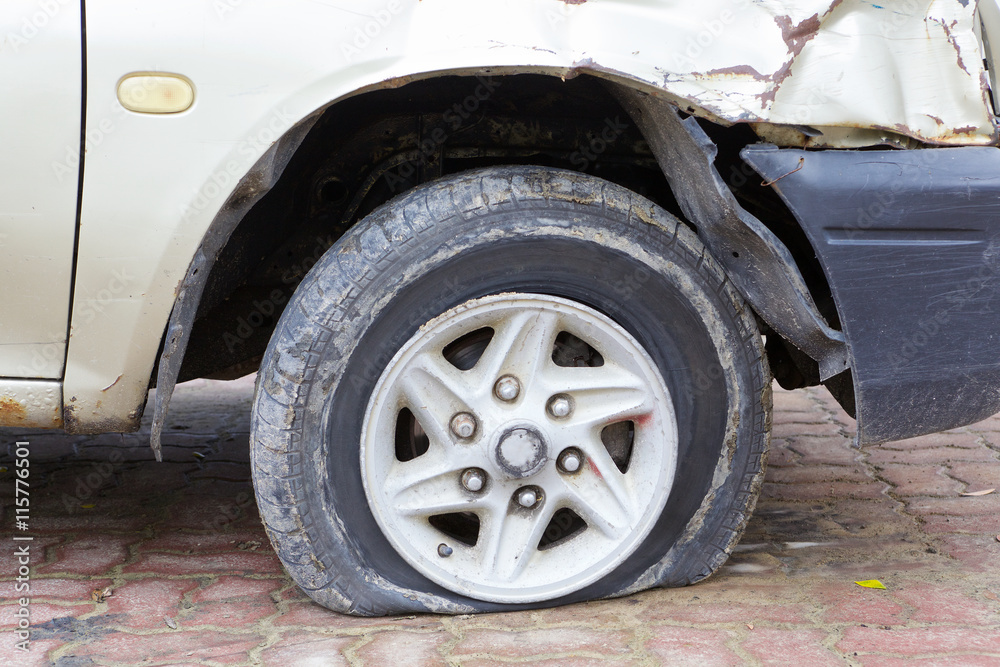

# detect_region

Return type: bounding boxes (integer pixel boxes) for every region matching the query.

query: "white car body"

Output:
[0,0,996,431]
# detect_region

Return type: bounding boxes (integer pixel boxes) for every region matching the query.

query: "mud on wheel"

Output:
[250,166,771,615]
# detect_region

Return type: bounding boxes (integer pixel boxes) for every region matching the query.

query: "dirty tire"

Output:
[251,166,771,615]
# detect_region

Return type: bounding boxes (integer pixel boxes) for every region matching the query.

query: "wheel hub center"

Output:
[494,426,547,478]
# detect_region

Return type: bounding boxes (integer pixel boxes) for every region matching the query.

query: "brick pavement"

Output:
[1,376,998,666]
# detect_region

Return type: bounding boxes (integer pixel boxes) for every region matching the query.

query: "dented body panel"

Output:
[0,0,995,430]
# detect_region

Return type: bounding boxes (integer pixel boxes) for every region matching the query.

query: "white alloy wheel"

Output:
[361,293,678,603]
[252,166,771,616]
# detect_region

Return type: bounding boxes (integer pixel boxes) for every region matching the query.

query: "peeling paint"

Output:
[936,16,970,74]
[101,374,123,392]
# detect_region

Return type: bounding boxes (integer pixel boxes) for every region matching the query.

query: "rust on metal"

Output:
[0,396,27,424]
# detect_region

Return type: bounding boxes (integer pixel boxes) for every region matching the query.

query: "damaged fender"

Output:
[611,83,849,380]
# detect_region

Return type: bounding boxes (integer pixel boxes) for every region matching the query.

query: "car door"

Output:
[0,0,82,379]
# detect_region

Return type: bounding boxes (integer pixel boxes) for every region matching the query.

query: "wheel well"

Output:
[176,73,836,392]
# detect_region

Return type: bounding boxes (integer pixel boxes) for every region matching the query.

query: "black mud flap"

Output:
[744,145,1000,443]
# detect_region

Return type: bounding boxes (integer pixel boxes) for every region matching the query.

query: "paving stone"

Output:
[117,467,191,493]
[159,491,260,531]
[0,638,68,667]
[0,577,113,603]
[644,627,741,666]
[944,461,1000,490]
[28,496,161,533]
[514,599,626,628]
[179,598,277,628]
[762,481,887,502]
[459,659,623,667]
[123,551,283,576]
[740,628,842,667]
[138,530,270,554]
[771,392,821,414]
[813,583,905,626]
[866,445,998,465]
[60,630,264,665]
[0,602,95,629]
[355,630,451,666]
[36,535,139,576]
[649,601,811,625]
[904,495,1000,516]
[0,535,63,573]
[892,583,1000,625]
[103,578,201,629]
[1,379,997,665]
[786,437,861,466]
[259,633,354,666]
[861,657,1000,667]
[873,464,964,497]
[453,628,633,659]
[933,534,1000,572]
[190,575,285,603]
[765,465,872,485]
[773,422,846,439]
[766,442,799,467]
[881,431,984,450]
[838,626,1000,655]
[273,601,444,632]
[918,514,1000,534]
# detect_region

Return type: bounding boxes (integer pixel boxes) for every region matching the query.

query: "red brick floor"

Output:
[1,377,999,666]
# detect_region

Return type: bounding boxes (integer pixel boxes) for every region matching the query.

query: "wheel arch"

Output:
[147,70,845,456]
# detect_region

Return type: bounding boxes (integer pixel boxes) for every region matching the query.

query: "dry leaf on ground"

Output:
[960,488,995,497]
[90,587,113,602]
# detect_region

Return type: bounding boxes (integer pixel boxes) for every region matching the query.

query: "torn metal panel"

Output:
[622,0,996,146]
[611,84,848,380]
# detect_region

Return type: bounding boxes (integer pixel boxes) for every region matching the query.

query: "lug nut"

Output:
[557,448,583,473]
[547,395,572,419]
[516,488,539,508]
[494,375,521,402]
[450,412,477,439]
[461,469,486,492]
[438,543,453,558]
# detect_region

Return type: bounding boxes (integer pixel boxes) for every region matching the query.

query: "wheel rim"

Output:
[360,293,678,603]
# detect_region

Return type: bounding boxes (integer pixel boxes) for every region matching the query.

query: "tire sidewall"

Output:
[252,167,768,614]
